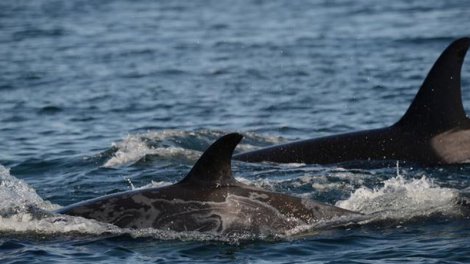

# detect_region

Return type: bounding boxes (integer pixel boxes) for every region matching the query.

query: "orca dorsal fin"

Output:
[395,37,470,132]
[178,133,243,188]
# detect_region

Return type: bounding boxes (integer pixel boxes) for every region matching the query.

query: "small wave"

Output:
[38,105,63,115]
[234,131,287,152]
[102,132,202,168]
[0,165,163,238]
[336,175,461,221]
[102,130,286,168]
[12,27,66,41]
[130,180,173,190]
[0,165,58,212]
[0,164,117,235]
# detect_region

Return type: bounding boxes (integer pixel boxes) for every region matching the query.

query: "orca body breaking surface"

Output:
[234,38,470,165]
[57,134,358,234]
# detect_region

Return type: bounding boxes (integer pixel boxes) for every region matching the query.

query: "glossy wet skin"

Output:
[58,181,356,234]
[234,126,427,164]
[234,122,470,165]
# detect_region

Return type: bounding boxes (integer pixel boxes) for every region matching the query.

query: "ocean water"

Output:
[1,0,470,263]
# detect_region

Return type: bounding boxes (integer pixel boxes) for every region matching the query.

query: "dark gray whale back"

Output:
[57,134,357,234]
[234,37,470,165]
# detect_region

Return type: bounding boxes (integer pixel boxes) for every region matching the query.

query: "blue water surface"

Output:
[1,0,470,263]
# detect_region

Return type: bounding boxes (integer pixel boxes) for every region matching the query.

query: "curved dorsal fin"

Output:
[178,133,242,187]
[395,37,470,132]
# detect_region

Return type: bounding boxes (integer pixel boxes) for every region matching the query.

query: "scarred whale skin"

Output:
[234,38,470,165]
[57,134,358,234]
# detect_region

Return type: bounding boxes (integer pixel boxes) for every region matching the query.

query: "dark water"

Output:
[1,0,470,263]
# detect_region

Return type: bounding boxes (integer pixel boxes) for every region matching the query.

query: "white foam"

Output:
[103,133,200,168]
[235,131,286,152]
[132,180,173,190]
[0,214,121,235]
[237,176,286,191]
[0,164,119,235]
[102,130,287,168]
[336,175,460,219]
[0,165,59,212]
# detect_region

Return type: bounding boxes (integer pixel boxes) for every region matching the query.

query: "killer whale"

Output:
[57,133,358,234]
[234,37,470,165]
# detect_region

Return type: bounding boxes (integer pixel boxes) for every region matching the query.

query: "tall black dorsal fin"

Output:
[178,133,243,187]
[395,37,470,132]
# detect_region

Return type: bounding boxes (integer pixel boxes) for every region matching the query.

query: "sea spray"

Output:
[336,173,459,219]
[0,164,119,235]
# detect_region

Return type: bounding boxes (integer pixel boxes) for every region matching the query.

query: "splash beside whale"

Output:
[57,134,359,235]
[234,37,470,165]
